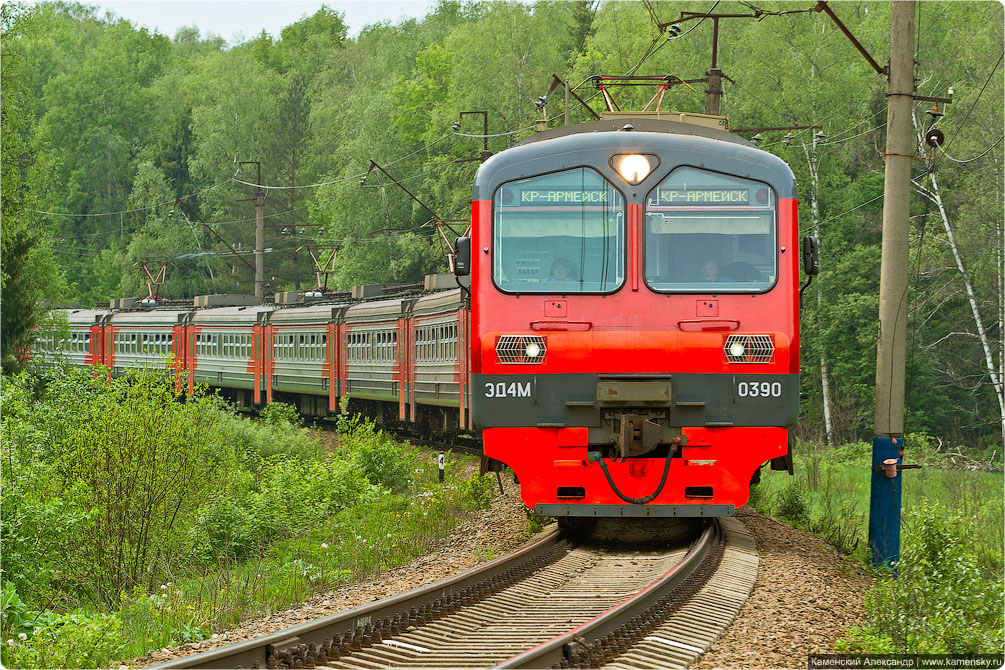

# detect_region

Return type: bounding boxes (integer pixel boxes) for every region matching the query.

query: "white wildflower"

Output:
[18,633,27,641]
[320,543,329,549]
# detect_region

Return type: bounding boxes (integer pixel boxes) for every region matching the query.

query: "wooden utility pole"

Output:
[870,0,915,569]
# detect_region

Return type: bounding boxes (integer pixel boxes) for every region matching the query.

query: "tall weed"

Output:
[838,504,1004,654]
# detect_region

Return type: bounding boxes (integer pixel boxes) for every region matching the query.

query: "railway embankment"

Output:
[130,493,877,669]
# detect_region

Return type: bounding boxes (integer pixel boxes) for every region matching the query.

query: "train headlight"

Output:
[496,335,546,364]
[613,154,653,185]
[724,334,775,363]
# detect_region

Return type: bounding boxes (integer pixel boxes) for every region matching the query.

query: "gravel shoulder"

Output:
[694,506,871,669]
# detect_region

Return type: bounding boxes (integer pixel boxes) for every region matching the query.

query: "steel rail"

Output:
[495,519,722,669]
[151,529,567,669]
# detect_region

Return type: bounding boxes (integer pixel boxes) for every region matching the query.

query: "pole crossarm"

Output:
[365,160,442,222]
[173,198,254,272]
[306,245,338,291]
[550,75,601,120]
[813,1,887,76]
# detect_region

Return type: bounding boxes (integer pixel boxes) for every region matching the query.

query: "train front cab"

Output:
[468,121,800,517]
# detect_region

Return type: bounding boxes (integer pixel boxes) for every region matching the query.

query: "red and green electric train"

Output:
[42,113,817,519]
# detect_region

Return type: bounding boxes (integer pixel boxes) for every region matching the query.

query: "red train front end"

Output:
[464,118,803,517]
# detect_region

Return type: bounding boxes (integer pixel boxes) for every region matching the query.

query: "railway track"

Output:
[152,517,756,670]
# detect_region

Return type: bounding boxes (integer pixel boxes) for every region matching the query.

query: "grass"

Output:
[114,480,489,657]
[750,438,1004,655]
[752,439,1004,577]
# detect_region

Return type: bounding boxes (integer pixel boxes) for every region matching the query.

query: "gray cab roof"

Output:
[473,125,796,201]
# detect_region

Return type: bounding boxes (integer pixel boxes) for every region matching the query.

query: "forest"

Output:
[2,0,1002,450]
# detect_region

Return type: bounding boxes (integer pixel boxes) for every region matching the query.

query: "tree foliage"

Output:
[2,1,1002,447]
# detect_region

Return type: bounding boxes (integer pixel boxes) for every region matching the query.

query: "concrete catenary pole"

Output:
[239,161,266,301]
[255,187,265,301]
[870,0,915,569]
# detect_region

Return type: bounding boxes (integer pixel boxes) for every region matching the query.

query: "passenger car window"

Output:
[644,167,776,293]
[493,168,624,293]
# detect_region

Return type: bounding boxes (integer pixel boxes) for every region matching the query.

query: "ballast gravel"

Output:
[694,507,872,669]
[132,496,871,669]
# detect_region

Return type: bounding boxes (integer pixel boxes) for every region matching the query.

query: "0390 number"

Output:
[737,381,782,398]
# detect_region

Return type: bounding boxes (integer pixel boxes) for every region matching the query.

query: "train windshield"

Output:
[644,167,776,293]
[492,168,625,293]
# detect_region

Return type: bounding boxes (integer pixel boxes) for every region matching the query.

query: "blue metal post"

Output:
[868,437,902,570]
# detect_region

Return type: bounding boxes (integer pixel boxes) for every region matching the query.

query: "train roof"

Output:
[269,303,343,325]
[107,310,190,326]
[343,297,408,324]
[190,304,276,326]
[65,309,110,326]
[473,121,796,200]
[412,287,464,317]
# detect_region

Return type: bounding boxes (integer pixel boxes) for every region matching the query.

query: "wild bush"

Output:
[51,366,225,604]
[349,430,416,493]
[458,472,494,510]
[774,479,809,525]
[838,503,1005,654]
[1,369,112,604]
[191,455,375,560]
[335,400,416,493]
[223,411,325,462]
[257,401,303,428]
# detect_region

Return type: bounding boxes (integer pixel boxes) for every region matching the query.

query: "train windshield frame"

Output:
[491,167,626,294]
[643,167,778,294]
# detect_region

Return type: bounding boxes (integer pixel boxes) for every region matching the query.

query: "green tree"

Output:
[0,3,66,371]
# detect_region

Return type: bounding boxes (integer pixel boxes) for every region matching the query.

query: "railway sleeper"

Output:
[264,541,571,670]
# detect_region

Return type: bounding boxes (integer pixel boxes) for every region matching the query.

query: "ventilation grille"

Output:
[496,335,546,364]
[724,334,774,363]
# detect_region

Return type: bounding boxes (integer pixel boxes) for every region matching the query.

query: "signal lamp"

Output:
[525,341,542,359]
[728,341,746,358]
[613,154,653,185]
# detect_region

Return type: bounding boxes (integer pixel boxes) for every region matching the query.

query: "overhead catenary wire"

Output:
[535,0,721,125]
[936,135,1005,164]
[932,51,1004,170]
[451,128,533,138]
[232,131,457,191]
[32,181,227,218]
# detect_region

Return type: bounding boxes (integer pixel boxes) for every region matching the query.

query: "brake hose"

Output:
[587,451,673,505]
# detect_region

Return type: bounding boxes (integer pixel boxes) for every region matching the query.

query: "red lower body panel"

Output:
[483,425,787,510]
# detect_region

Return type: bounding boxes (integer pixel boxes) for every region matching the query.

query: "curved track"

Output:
[152,518,758,670]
